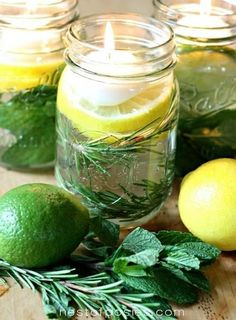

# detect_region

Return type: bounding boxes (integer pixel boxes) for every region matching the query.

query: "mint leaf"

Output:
[106,228,162,267]
[119,268,198,304]
[154,268,198,304]
[157,231,220,265]
[176,109,236,175]
[182,270,210,292]
[82,239,113,258]
[177,242,220,264]
[163,248,200,270]
[105,246,125,266]
[113,259,147,277]
[122,227,163,253]
[162,263,210,292]
[0,85,57,167]
[78,228,219,312]
[113,248,160,275]
[156,230,202,245]
[89,216,120,247]
[2,123,55,166]
[120,249,160,267]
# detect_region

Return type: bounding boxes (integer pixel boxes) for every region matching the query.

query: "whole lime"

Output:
[179,158,236,251]
[0,183,89,268]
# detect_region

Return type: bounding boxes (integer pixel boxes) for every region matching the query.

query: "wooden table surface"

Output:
[0,167,236,320]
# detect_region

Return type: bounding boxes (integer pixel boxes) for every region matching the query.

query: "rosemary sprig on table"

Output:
[0,263,172,320]
[0,226,220,320]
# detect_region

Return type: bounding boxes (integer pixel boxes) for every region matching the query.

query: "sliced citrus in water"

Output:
[0,60,63,91]
[176,47,236,93]
[57,67,173,139]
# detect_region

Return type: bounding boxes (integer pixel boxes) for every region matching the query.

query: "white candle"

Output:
[68,22,147,106]
[175,0,232,39]
[0,1,63,64]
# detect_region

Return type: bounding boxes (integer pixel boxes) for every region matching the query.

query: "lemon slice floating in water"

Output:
[57,67,174,139]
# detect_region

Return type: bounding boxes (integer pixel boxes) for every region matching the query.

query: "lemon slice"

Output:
[0,60,63,91]
[57,68,173,139]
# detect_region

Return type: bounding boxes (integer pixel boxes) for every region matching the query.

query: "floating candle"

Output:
[67,22,146,106]
[174,0,232,39]
[56,14,179,227]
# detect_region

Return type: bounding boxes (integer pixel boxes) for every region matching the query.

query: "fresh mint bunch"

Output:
[0,223,220,320]
[80,226,220,306]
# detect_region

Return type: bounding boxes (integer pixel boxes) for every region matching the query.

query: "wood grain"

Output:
[0,167,235,320]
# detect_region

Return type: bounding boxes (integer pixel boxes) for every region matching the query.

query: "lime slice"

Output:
[57,68,173,139]
[0,60,63,91]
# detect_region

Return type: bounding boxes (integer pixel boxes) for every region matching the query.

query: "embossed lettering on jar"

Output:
[154,0,236,175]
[0,0,79,170]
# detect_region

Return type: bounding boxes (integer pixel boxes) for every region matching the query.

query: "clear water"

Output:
[175,46,236,175]
[0,65,63,170]
[56,87,179,227]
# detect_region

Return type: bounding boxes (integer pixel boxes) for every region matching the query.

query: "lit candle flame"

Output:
[200,0,212,16]
[104,22,115,59]
[26,0,37,13]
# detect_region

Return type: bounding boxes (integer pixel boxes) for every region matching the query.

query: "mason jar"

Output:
[154,0,236,175]
[56,13,179,228]
[0,0,79,170]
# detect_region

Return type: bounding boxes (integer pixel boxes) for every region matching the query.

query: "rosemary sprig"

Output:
[57,89,178,222]
[57,101,177,178]
[0,260,174,319]
[0,261,121,318]
[64,177,173,221]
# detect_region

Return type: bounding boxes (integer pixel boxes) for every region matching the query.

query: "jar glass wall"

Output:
[0,0,79,170]
[56,13,179,228]
[153,0,236,175]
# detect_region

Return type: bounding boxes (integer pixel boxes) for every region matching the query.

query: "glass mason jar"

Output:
[0,0,79,170]
[56,13,179,228]
[154,0,236,175]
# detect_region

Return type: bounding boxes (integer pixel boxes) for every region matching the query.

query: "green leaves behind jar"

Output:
[0,85,57,169]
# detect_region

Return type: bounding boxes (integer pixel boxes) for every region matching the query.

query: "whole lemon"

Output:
[0,183,89,268]
[179,158,236,251]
